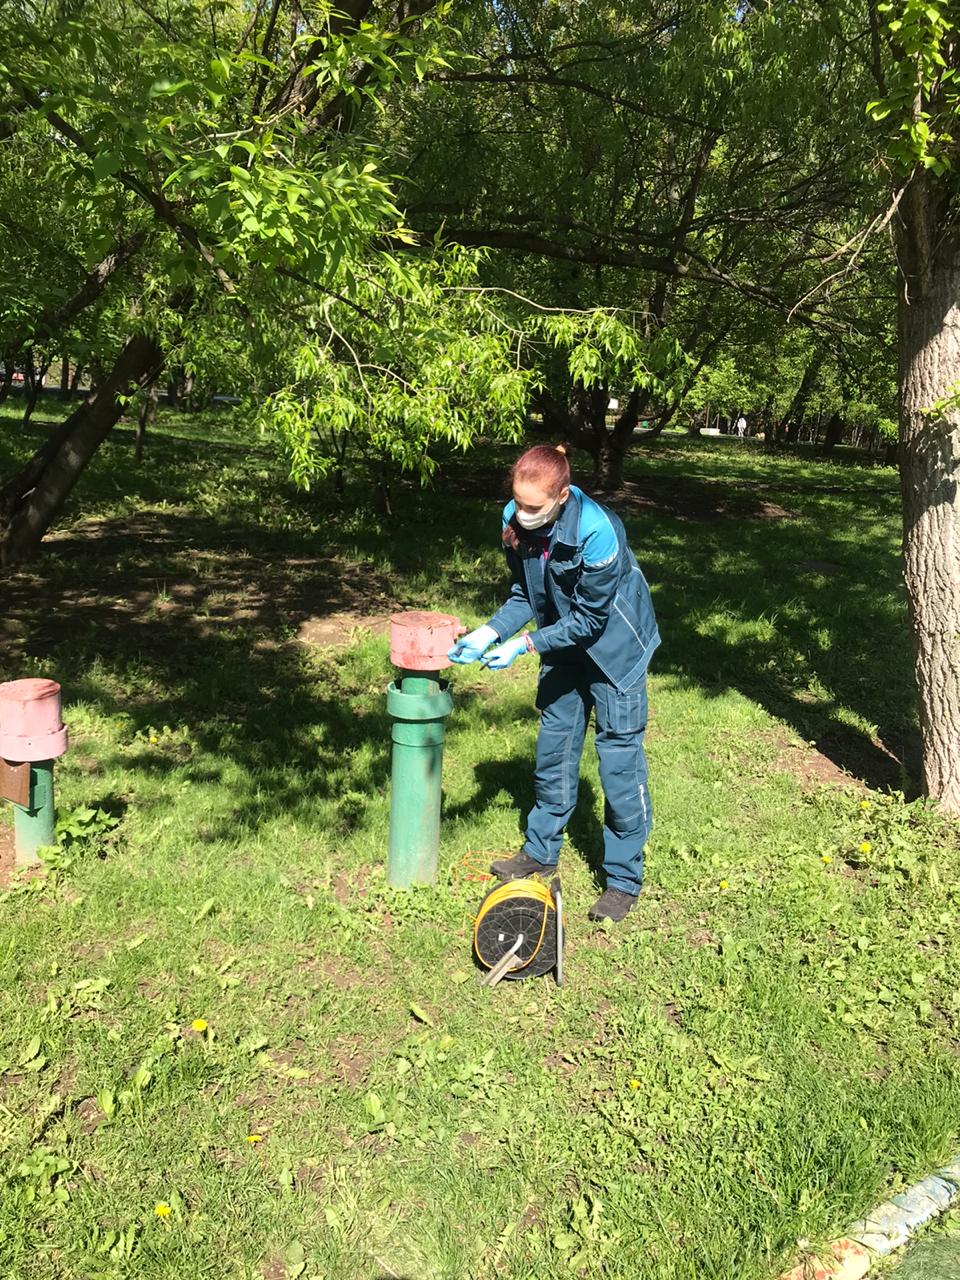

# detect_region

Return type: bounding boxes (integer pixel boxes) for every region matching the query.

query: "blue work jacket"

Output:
[487,485,660,692]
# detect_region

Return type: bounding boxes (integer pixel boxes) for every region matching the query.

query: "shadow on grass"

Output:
[400,446,919,793]
[0,426,921,804]
[444,755,605,887]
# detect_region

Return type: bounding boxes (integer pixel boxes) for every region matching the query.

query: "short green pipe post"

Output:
[13,760,55,866]
[386,670,453,888]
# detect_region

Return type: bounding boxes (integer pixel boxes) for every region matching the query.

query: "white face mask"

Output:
[515,500,561,530]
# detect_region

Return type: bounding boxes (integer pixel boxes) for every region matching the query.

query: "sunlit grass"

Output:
[0,410,956,1279]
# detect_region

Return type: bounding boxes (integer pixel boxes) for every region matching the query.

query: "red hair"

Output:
[511,444,570,495]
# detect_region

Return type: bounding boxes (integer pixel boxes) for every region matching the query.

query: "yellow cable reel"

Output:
[473,876,564,986]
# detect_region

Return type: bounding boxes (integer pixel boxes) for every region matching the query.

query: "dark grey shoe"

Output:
[588,888,637,922]
[490,850,558,880]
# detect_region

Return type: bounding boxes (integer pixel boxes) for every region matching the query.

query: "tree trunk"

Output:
[134,385,158,463]
[60,357,70,399]
[774,354,823,446]
[68,363,83,401]
[897,172,960,812]
[594,384,645,491]
[168,368,195,410]
[596,437,626,490]
[0,332,164,565]
[821,411,844,455]
[0,361,13,404]
[21,351,44,426]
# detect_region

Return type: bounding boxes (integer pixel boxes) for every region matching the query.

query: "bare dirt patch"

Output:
[311,956,365,992]
[439,463,794,522]
[774,736,861,790]
[328,1033,373,1087]
[1,510,404,662]
[544,1053,577,1077]
[0,823,15,889]
[687,928,717,948]
[607,476,794,523]
[764,718,916,794]
[297,612,390,649]
[662,1002,683,1027]
[771,732,911,793]
[75,1096,105,1135]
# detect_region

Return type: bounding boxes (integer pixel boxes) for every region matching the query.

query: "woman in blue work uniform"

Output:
[449,444,659,922]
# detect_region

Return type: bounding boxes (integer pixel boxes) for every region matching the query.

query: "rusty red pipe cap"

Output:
[0,678,69,761]
[390,611,462,672]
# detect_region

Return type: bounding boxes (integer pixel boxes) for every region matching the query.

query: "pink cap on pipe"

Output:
[0,678,69,761]
[390,611,462,671]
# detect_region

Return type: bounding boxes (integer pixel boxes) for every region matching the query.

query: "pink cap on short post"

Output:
[390,611,462,671]
[0,678,69,762]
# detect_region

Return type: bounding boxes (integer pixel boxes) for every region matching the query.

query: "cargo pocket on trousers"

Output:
[603,686,647,735]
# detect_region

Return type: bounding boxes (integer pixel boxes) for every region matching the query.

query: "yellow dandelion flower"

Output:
[719,879,729,892]
[859,800,871,810]
[154,1202,171,1218]
[149,735,159,744]
[628,1079,641,1090]
[191,1018,208,1033]
[821,853,832,864]
[246,1134,263,1144]
[859,841,872,855]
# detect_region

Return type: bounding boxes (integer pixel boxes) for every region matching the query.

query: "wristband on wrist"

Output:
[523,633,536,653]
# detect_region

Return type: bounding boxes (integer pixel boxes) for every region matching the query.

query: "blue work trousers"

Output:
[523,659,651,895]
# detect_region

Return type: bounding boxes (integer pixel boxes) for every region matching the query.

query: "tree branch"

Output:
[14,83,247,309]
[429,70,712,130]
[4,229,149,360]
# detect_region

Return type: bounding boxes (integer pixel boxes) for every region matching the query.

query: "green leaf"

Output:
[19,1037,42,1066]
[92,152,122,180]
[409,1001,435,1026]
[283,1239,306,1279]
[148,78,192,97]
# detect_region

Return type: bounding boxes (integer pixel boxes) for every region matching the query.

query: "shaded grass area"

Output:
[0,408,958,1280]
[888,1210,960,1278]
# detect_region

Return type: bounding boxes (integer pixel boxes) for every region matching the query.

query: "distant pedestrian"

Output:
[735,414,747,438]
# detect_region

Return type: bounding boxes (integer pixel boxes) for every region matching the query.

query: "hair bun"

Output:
[554,443,569,457]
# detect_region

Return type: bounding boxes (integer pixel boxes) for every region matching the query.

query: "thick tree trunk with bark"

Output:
[0,332,163,565]
[594,385,644,490]
[897,173,960,813]
[821,411,844,455]
[777,348,827,446]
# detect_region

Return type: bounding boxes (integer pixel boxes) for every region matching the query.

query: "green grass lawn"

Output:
[887,1210,960,1278]
[0,405,958,1279]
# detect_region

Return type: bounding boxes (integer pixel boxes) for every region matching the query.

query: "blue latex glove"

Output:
[481,635,530,670]
[448,623,499,664]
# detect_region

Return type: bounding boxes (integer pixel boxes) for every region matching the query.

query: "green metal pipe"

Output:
[386,671,453,888]
[12,759,55,866]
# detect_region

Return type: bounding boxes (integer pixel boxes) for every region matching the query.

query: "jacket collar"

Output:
[551,485,582,548]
